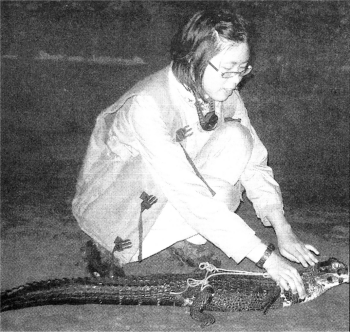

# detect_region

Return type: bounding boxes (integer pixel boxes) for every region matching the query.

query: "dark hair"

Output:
[170,9,249,97]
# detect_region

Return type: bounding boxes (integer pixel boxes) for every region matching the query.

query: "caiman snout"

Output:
[296,257,349,305]
[313,258,349,291]
[336,266,349,284]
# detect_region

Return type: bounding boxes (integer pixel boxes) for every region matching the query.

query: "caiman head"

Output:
[305,257,349,298]
[282,257,348,307]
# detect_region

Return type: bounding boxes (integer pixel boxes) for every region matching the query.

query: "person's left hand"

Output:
[275,224,319,267]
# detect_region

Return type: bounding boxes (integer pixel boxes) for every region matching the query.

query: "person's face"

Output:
[202,42,250,102]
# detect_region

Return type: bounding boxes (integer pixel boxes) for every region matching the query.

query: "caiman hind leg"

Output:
[190,287,216,328]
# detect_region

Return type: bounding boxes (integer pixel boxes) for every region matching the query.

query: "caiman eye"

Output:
[327,276,333,282]
[337,268,345,275]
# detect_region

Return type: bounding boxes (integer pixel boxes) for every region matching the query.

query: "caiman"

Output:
[1,257,348,327]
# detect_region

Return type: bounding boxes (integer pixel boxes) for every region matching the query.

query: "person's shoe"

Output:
[81,240,125,278]
[168,240,222,268]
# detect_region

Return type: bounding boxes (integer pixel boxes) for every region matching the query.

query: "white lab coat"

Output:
[72,65,284,265]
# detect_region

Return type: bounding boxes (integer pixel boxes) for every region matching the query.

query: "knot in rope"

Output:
[199,262,219,273]
[187,277,210,291]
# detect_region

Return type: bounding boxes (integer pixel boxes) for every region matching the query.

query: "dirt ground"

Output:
[1,2,349,331]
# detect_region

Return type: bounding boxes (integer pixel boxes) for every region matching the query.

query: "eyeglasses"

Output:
[208,61,252,78]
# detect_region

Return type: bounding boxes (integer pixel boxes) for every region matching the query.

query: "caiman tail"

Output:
[0,275,191,312]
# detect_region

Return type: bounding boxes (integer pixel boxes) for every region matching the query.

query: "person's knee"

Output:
[217,122,253,153]
[195,122,253,175]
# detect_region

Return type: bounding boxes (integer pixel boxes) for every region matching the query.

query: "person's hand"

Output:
[263,252,306,298]
[275,224,319,268]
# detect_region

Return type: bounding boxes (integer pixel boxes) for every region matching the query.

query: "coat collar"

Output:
[168,66,196,105]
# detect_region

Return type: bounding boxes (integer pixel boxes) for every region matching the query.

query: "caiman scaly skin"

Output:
[1,258,348,327]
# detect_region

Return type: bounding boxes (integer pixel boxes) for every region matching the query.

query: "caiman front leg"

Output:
[262,286,281,314]
[190,287,215,328]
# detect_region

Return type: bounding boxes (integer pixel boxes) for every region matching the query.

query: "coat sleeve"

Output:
[234,92,284,226]
[115,95,263,263]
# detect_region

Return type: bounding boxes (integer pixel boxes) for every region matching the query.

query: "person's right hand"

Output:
[263,252,306,299]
